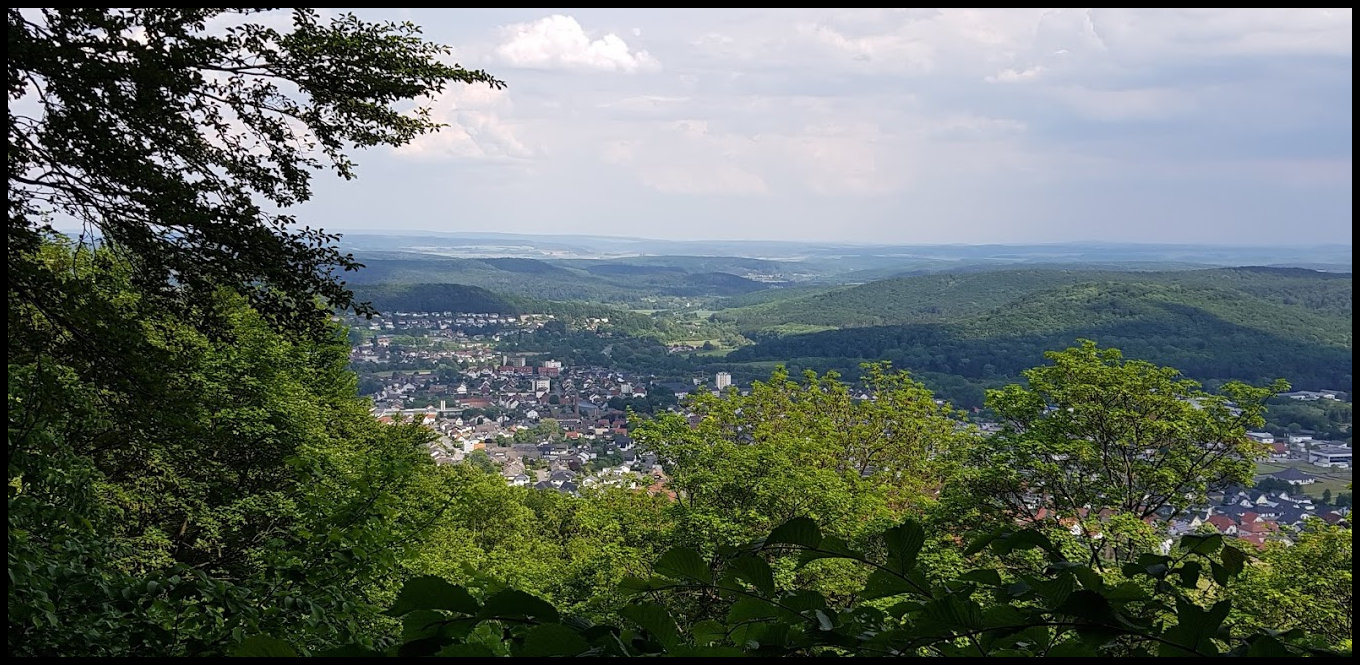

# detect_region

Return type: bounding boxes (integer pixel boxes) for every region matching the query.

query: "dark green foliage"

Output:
[728,282,1351,402]
[1227,521,1352,647]
[718,267,1351,333]
[720,268,1351,405]
[347,256,770,302]
[9,8,503,336]
[302,519,1336,657]
[353,283,521,315]
[8,243,458,655]
[947,341,1280,566]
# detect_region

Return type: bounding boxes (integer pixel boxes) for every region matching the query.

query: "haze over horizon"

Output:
[289,8,1351,247]
[339,228,1353,250]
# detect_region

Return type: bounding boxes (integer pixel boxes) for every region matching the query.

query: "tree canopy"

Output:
[949,340,1285,565]
[8,8,503,335]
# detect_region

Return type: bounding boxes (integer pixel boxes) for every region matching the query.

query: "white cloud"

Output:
[987,65,1045,83]
[308,8,1350,245]
[496,15,659,73]
[1050,86,1194,121]
[392,85,532,162]
[601,120,768,195]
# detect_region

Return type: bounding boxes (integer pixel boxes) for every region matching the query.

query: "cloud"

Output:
[1050,86,1194,121]
[392,85,532,162]
[601,121,768,195]
[496,15,659,73]
[986,65,1045,83]
[310,8,1350,245]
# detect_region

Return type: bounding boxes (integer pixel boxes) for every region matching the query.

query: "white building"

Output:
[715,372,732,390]
[1309,444,1352,468]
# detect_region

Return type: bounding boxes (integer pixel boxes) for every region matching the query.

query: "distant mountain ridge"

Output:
[724,269,1352,392]
[347,255,768,302]
[715,267,1352,331]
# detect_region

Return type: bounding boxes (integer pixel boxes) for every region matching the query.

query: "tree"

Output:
[953,340,1286,566]
[8,242,460,655]
[633,363,970,552]
[465,450,497,475]
[257,518,1333,658]
[1321,488,1333,506]
[1227,520,1352,649]
[9,8,503,336]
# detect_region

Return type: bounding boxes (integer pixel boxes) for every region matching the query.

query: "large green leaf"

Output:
[861,568,916,600]
[727,597,779,624]
[1054,590,1115,624]
[1244,635,1291,657]
[401,609,447,641]
[654,547,712,583]
[435,643,496,657]
[1220,544,1247,577]
[515,623,590,657]
[619,602,680,649]
[956,568,1003,587]
[690,619,727,646]
[1179,533,1223,556]
[992,529,1058,555]
[798,534,862,566]
[922,594,984,631]
[782,590,828,612]
[883,520,925,574]
[724,556,776,596]
[963,528,1004,556]
[477,589,559,624]
[618,575,671,594]
[1158,598,1232,656]
[1103,581,1150,602]
[1177,561,1202,589]
[386,575,479,616]
[764,517,822,549]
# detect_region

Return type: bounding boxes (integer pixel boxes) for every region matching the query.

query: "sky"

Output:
[294,8,1352,245]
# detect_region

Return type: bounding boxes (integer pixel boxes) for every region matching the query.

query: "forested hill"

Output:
[348,255,769,302]
[726,278,1353,392]
[353,283,520,315]
[714,267,1352,331]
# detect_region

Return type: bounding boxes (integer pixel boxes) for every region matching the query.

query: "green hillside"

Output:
[353,283,521,315]
[560,254,794,275]
[726,277,1353,394]
[715,267,1352,332]
[349,255,770,302]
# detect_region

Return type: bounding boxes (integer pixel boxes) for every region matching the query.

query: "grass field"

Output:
[1256,459,1352,499]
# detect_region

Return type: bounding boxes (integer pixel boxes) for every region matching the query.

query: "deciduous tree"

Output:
[9,8,503,336]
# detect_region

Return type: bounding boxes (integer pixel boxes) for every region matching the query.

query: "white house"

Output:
[1309,444,1352,468]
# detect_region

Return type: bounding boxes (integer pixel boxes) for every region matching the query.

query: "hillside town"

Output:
[350,311,1352,549]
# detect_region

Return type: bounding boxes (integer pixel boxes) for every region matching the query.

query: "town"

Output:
[351,310,1352,550]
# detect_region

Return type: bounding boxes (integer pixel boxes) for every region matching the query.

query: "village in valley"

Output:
[350,310,684,498]
[349,309,1352,551]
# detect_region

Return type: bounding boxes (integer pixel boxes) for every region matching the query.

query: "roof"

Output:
[1266,467,1319,482]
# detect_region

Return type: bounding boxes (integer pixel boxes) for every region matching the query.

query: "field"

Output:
[1256,459,1352,499]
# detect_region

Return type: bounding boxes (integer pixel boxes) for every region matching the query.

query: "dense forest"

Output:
[8,8,1350,659]
[727,282,1351,392]
[353,283,522,315]
[348,254,769,303]
[715,267,1351,336]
